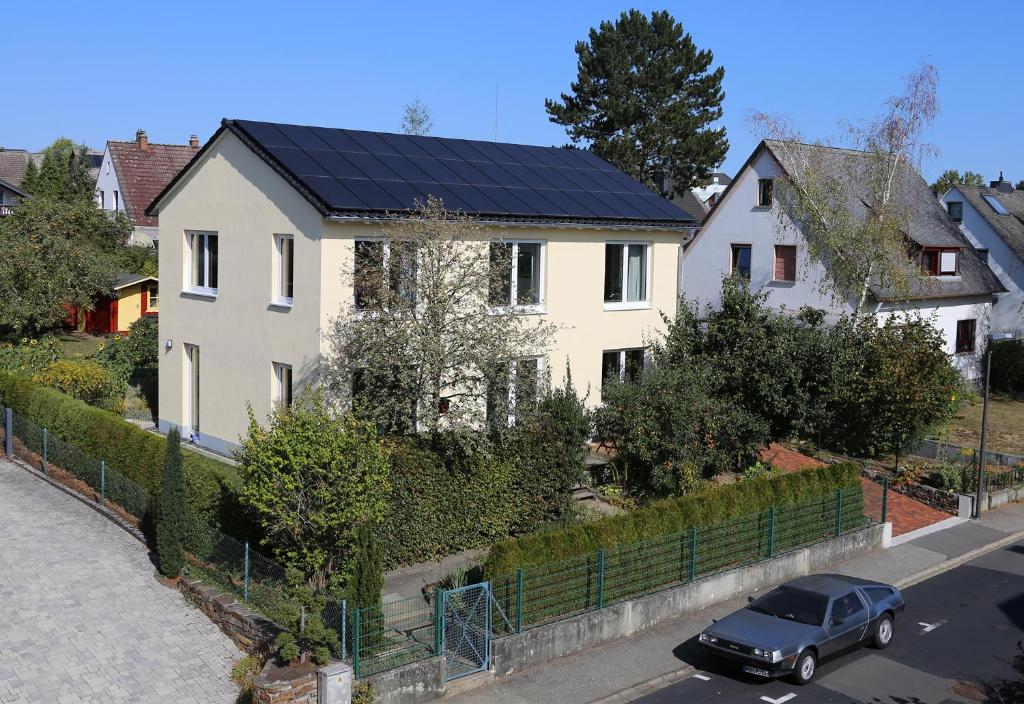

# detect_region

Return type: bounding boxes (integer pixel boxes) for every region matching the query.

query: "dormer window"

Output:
[921,247,959,276]
[947,201,963,223]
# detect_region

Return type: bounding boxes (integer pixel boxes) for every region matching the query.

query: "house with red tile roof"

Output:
[95,130,199,246]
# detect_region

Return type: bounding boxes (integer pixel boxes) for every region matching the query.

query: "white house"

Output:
[681,140,1005,380]
[96,130,200,247]
[940,175,1024,338]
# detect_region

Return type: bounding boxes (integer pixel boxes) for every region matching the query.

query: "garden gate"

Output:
[441,582,491,680]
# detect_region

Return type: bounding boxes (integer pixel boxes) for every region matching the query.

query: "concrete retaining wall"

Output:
[491,523,884,678]
[367,656,445,704]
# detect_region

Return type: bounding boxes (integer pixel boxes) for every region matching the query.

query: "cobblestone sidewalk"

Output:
[0,459,241,703]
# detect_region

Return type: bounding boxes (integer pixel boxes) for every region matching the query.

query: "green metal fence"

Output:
[490,486,866,636]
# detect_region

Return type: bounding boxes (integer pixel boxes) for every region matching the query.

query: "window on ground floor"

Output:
[272,362,293,409]
[955,319,977,354]
[601,348,645,397]
[486,357,542,426]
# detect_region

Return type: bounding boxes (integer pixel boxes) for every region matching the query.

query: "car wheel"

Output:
[873,613,894,649]
[791,650,816,685]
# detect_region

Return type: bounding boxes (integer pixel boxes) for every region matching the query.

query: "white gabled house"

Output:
[940,175,1024,338]
[681,140,1006,380]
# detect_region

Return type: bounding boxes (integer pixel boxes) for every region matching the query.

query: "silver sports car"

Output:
[699,574,906,684]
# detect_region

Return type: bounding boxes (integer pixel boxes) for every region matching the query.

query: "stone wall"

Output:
[252,666,318,704]
[860,466,960,514]
[178,577,285,654]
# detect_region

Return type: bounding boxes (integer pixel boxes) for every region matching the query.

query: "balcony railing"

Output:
[0,204,15,217]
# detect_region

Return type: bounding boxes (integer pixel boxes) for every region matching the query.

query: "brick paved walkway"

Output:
[0,460,240,703]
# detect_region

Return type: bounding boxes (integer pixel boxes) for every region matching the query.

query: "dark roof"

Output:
[109,140,199,227]
[112,272,158,290]
[954,185,1024,265]
[0,149,35,187]
[149,119,696,228]
[671,189,709,221]
[760,140,1004,301]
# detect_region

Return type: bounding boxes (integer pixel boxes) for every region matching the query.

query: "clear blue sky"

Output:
[3,0,1020,183]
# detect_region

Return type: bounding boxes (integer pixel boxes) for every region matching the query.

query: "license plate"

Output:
[742,665,771,678]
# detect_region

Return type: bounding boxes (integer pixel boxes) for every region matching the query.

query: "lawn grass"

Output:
[945,395,1024,457]
[56,332,105,358]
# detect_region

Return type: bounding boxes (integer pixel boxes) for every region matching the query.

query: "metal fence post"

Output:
[340,599,347,660]
[881,478,889,524]
[42,428,48,474]
[768,507,776,559]
[433,588,443,656]
[243,542,250,603]
[4,408,11,458]
[689,527,698,581]
[835,488,843,537]
[99,461,106,504]
[596,549,605,609]
[353,607,361,678]
[515,569,524,633]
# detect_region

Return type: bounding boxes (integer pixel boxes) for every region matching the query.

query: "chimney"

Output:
[189,134,200,149]
[136,129,148,151]
[990,170,1014,193]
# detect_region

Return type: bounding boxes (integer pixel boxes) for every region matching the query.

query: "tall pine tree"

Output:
[157,427,188,578]
[545,10,727,194]
[21,138,95,203]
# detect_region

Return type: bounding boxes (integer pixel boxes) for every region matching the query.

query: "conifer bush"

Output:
[157,427,188,577]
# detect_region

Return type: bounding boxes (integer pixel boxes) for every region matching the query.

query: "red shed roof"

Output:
[109,140,198,227]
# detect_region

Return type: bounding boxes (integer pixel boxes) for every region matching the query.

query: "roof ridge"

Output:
[109,140,197,149]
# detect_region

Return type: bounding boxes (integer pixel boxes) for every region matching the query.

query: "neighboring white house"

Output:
[146,119,696,455]
[0,178,27,216]
[681,140,1006,380]
[941,175,1024,338]
[96,130,200,247]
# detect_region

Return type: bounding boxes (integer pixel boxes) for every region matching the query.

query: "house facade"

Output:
[96,130,200,247]
[940,177,1024,337]
[0,178,27,216]
[682,140,1005,380]
[147,119,695,454]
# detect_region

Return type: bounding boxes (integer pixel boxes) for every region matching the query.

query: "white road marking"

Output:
[692,674,710,681]
[917,620,946,633]
[760,694,796,704]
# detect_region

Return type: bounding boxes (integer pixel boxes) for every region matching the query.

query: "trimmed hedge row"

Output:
[484,462,863,576]
[0,372,243,530]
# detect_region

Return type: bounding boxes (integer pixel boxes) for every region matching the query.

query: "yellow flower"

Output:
[29,339,37,346]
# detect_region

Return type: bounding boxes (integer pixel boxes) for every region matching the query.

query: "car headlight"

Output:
[699,632,718,644]
[753,648,764,656]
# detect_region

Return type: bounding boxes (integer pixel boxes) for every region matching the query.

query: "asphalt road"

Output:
[634,540,1024,704]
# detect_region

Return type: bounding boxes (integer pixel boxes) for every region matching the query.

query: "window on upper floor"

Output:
[758,178,774,207]
[354,239,417,311]
[956,319,977,354]
[113,190,119,210]
[489,241,544,308]
[272,362,293,408]
[273,234,295,305]
[731,244,752,279]
[773,245,796,282]
[921,247,958,276]
[187,231,218,294]
[947,201,963,223]
[604,242,650,308]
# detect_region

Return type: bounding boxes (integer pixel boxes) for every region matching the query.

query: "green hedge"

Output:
[484,462,862,576]
[0,372,243,530]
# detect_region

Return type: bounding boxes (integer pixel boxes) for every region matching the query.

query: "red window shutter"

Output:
[774,245,796,281]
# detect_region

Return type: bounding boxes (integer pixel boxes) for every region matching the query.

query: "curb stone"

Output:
[894,527,1024,589]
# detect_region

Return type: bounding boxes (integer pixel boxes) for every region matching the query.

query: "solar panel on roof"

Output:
[229,120,693,223]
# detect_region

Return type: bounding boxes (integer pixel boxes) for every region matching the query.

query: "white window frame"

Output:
[185,231,218,297]
[353,237,420,314]
[603,241,652,311]
[97,190,104,209]
[272,234,295,307]
[148,284,159,308]
[602,347,647,384]
[272,361,293,408]
[489,356,544,426]
[184,343,200,435]
[490,239,546,314]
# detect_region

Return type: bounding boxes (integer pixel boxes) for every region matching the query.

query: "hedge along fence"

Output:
[484,462,863,576]
[0,372,243,530]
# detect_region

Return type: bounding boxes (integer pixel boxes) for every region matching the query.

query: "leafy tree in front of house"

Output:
[157,427,188,578]
[546,9,727,194]
[325,195,557,433]
[752,62,939,312]
[0,196,131,334]
[823,315,963,465]
[401,98,433,136]
[930,169,984,194]
[20,138,96,203]
[235,386,391,589]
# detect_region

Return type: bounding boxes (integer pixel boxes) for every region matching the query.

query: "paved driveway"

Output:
[0,460,241,703]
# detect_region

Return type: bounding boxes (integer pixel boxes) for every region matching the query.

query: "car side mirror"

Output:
[747,595,756,603]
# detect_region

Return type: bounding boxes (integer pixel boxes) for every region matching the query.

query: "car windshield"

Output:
[748,586,828,626]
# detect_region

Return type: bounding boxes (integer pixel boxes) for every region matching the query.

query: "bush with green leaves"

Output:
[235,386,391,589]
[483,462,862,576]
[157,427,188,577]
[32,358,119,407]
[0,337,62,376]
[989,338,1024,395]
[267,570,340,665]
[348,522,384,651]
[0,371,242,529]
[126,316,159,369]
[921,459,971,493]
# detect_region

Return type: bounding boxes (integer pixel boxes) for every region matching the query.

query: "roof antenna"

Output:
[494,80,499,142]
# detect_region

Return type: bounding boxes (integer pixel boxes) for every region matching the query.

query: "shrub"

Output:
[0,337,61,376]
[989,338,1024,395]
[0,371,242,530]
[349,523,384,650]
[483,462,862,576]
[33,359,118,407]
[126,317,159,369]
[157,427,188,577]
[921,459,969,493]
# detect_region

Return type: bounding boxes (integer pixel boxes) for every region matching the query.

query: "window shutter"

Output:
[940,250,958,275]
[774,245,796,281]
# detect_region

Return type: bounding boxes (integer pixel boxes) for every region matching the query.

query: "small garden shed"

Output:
[83,273,159,334]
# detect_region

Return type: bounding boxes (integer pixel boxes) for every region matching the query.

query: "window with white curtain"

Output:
[603,242,650,309]
[186,231,218,294]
